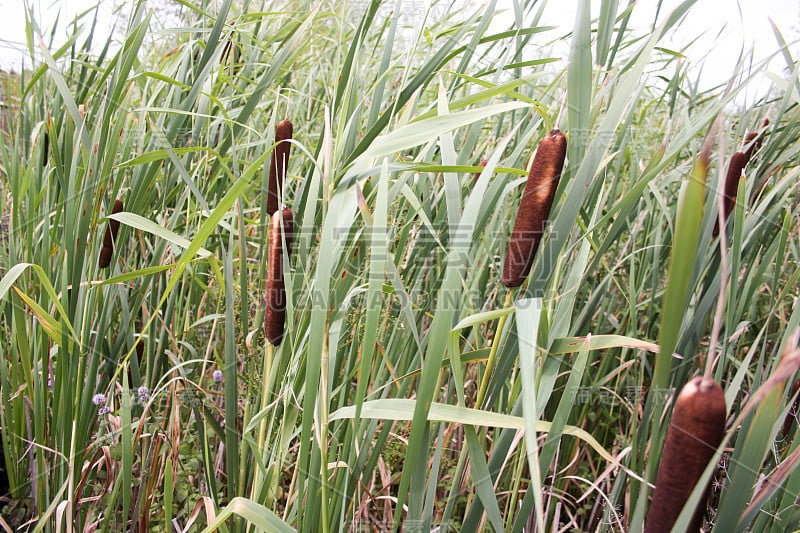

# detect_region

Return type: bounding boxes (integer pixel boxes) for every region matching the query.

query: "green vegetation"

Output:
[0,0,799,531]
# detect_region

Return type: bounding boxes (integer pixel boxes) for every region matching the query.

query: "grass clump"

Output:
[0,1,798,532]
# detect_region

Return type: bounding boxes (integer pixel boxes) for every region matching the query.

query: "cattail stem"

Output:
[451,289,516,516]
[252,342,275,501]
[476,289,516,407]
[238,400,251,499]
[504,439,529,530]
[318,324,330,533]
[707,139,733,379]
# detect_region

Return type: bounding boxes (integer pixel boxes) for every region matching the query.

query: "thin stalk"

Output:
[237,401,251,499]
[706,136,730,380]
[445,288,515,520]
[477,289,515,408]
[67,418,77,533]
[252,342,275,500]
[504,440,528,530]
[283,456,299,523]
[319,327,330,533]
[467,290,517,515]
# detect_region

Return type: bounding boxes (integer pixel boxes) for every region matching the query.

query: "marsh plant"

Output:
[0,0,799,531]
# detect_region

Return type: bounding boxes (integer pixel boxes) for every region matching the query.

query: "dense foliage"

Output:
[0,0,799,531]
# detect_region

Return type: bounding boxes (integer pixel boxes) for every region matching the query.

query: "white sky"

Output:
[532,0,800,97]
[0,0,798,98]
[0,0,118,70]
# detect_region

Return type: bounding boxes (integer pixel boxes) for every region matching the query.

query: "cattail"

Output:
[99,199,124,268]
[722,152,747,220]
[103,199,124,248]
[743,118,769,164]
[713,151,747,237]
[264,207,294,345]
[98,247,113,269]
[502,129,567,288]
[646,376,726,533]
[267,120,293,216]
[743,132,758,164]
[135,339,144,363]
[42,132,49,167]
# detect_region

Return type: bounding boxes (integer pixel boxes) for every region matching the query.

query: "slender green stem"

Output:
[319,328,330,533]
[504,441,528,530]
[238,401,250,500]
[706,133,729,381]
[252,342,275,500]
[477,289,516,408]
[445,288,515,521]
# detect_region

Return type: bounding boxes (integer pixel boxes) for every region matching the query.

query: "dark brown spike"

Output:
[135,338,144,363]
[267,120,293,216]
[42,132,49,167]
[502,130,567,288]
[713,151,747,237]
[102,199,125,248]
[99,199,124,268]
[98,246,113,269]
[264,207,294,345]
[646,376,726,533]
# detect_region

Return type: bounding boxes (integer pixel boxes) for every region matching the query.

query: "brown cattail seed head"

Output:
[99,199,124,268]
[98,246,113,269]
[714,151,747,237]
[42,132,49,166]
[502,130,567,288]
[135,339,144,362]
[645,376,726,533]
[264,207,294,345]
[267,120,293,216]
[743,132,758,163]
[102,199,124,248]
